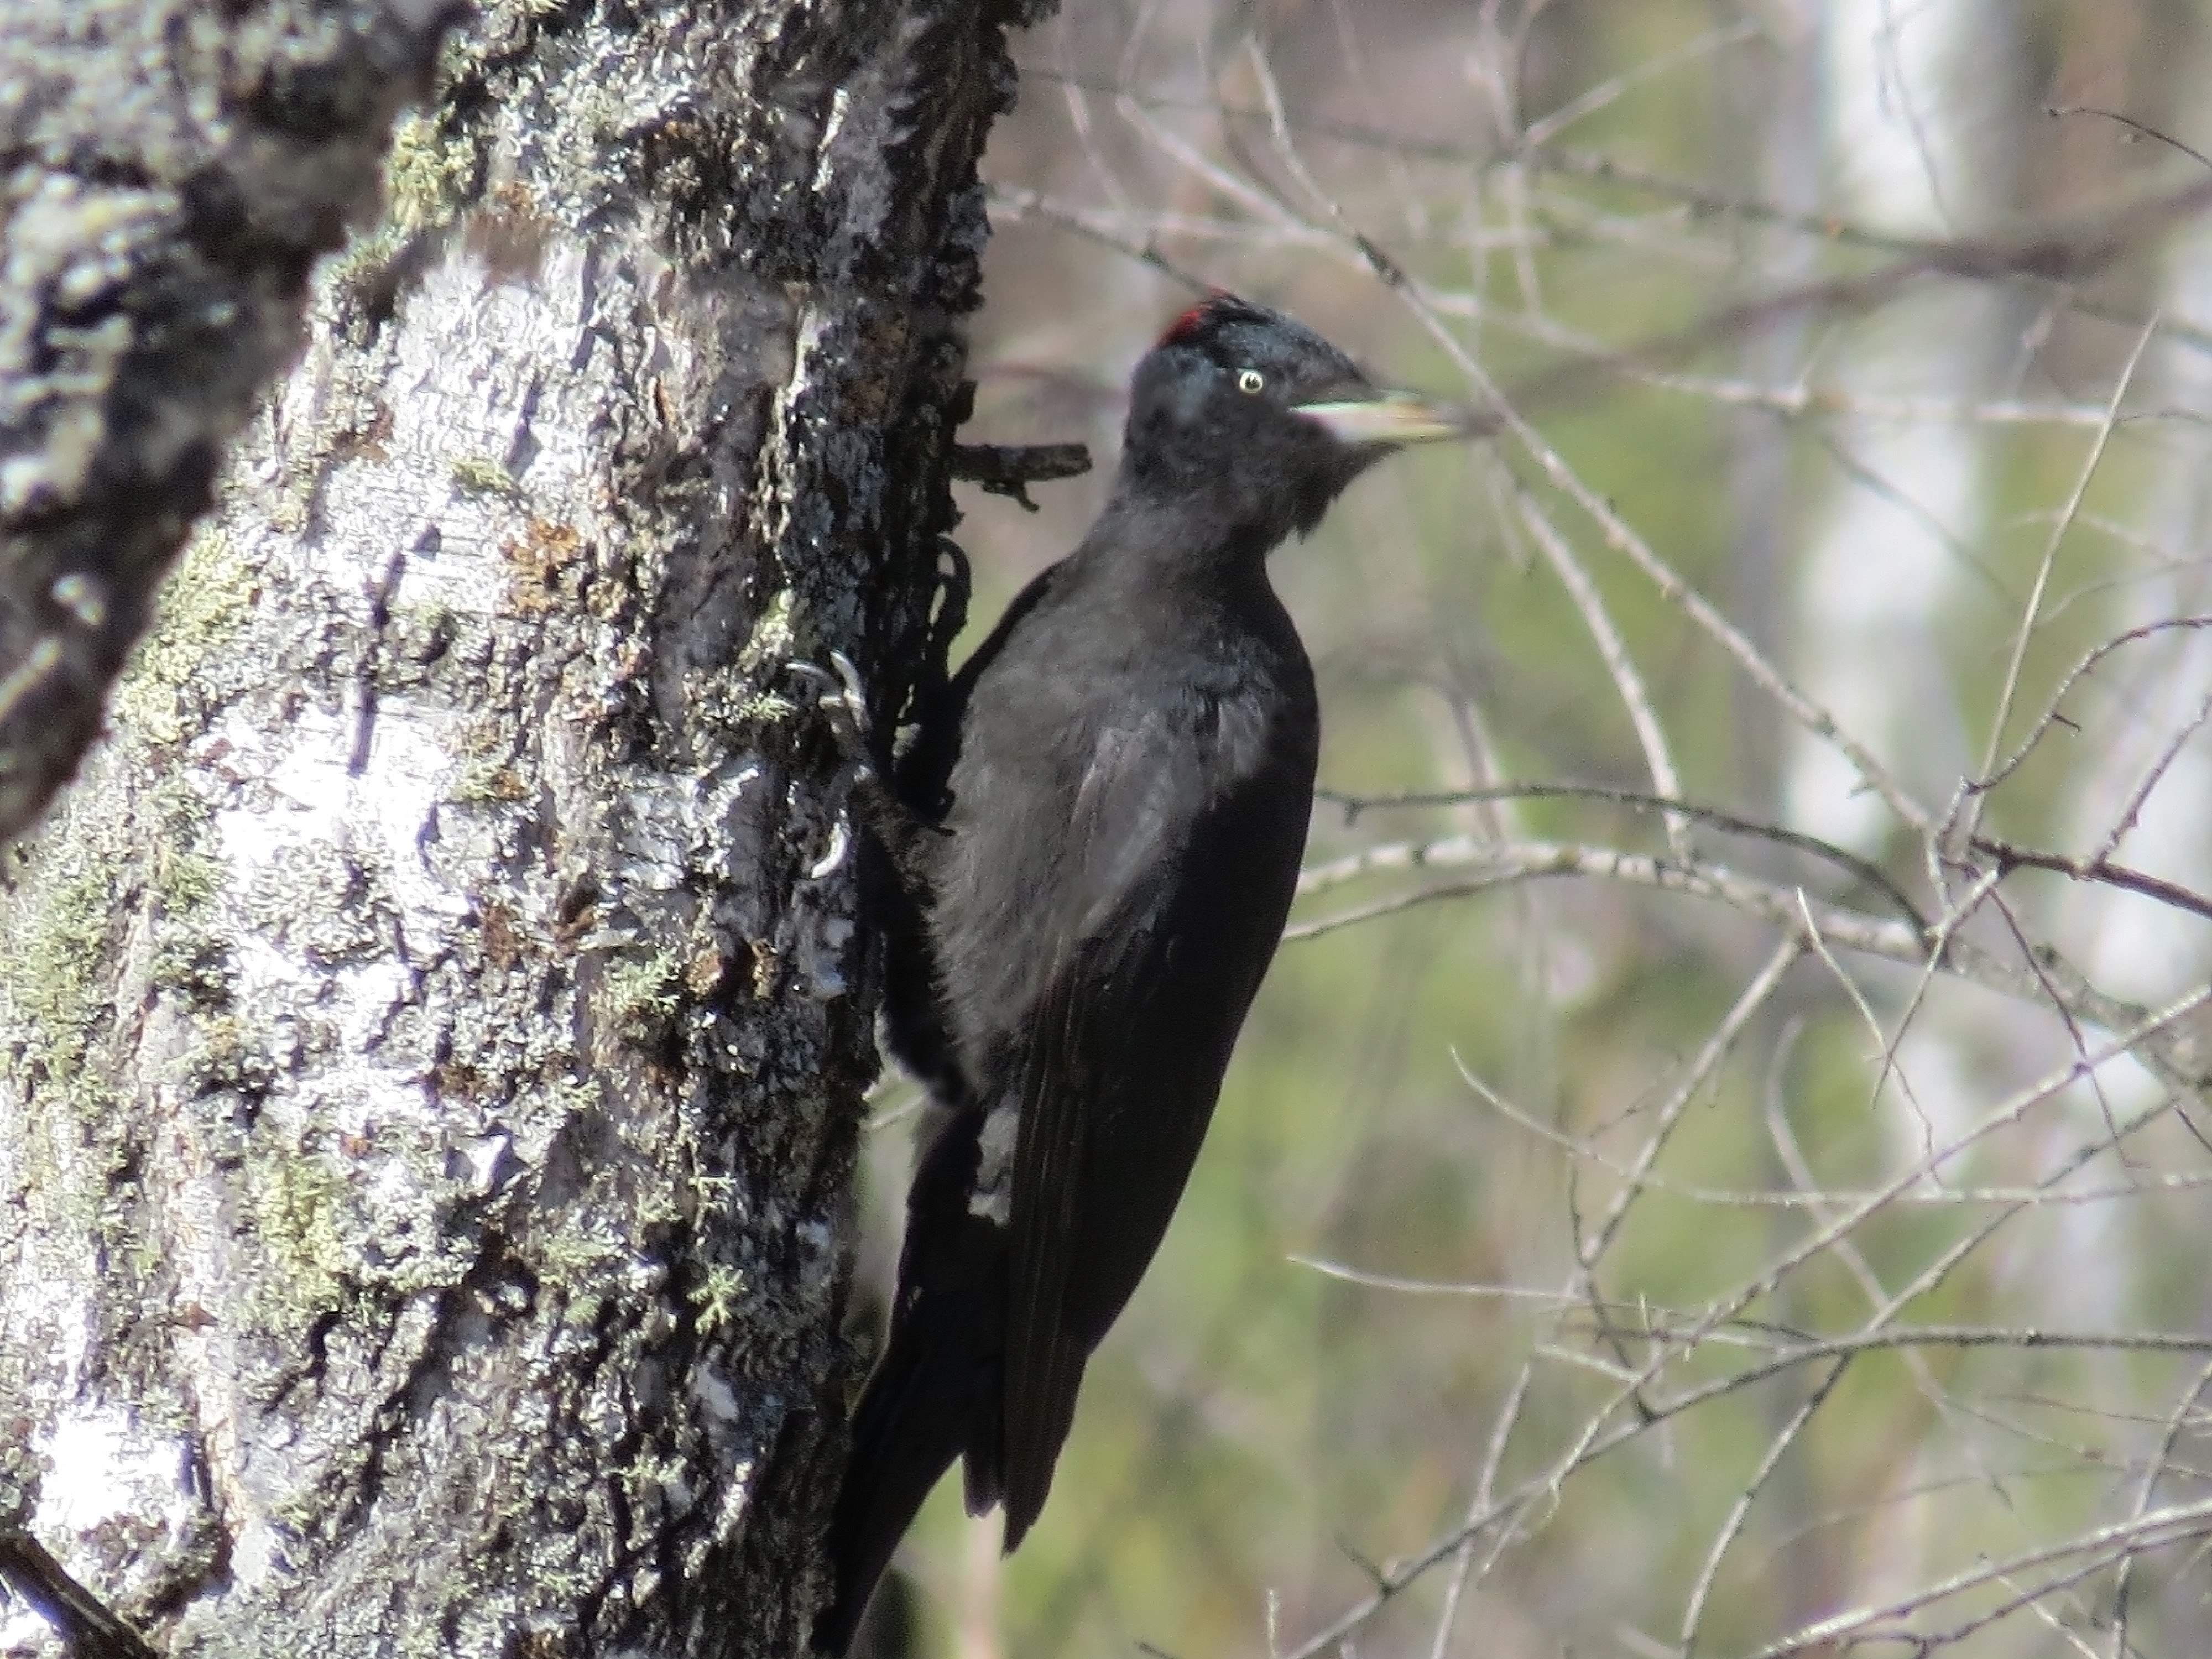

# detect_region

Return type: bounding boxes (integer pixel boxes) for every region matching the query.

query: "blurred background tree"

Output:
[856,2,2212,1655]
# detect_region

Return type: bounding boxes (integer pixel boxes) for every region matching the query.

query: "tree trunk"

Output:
[1,2,1050,1654]
[0,0,460,851]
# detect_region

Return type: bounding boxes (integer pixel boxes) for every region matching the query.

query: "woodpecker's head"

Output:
[1119,293,1468,544]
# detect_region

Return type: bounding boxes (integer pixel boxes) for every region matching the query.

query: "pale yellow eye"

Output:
[1238,368,1265,394]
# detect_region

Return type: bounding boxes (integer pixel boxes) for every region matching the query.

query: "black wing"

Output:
[875,562,1068,1101]
[992,698,1315,1543]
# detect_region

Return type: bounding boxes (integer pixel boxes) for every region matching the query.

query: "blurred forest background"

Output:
[855,1,2212,1656]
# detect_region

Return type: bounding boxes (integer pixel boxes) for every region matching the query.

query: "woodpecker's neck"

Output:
[1085,481,1290,594]
[1113,440,1334,561]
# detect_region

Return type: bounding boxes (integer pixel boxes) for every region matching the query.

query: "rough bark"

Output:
[0,1,1050,1654]
[0,0,462,851]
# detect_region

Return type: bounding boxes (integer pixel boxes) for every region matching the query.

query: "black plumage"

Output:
[817,294,1464,1655]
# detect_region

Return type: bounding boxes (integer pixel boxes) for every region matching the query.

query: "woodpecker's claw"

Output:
[790,650,873,760]
[827,649,869,731]
[786,651,880,882]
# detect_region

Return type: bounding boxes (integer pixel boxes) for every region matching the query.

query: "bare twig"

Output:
[0,1533,160,1659]
[1317,779,1926,925]
[948,441,1094,511]
[1744,1498,2212,1659]
[1970,314,2161,841]
[1293,836,1924,962]
[1510,487,1691,857]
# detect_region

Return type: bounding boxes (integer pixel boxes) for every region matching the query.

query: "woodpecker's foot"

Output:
[928,540,972,679]
[790,652,937,882]
[791,649,875,773]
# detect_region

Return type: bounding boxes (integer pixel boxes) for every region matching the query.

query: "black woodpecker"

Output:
[817,294,1466,1655]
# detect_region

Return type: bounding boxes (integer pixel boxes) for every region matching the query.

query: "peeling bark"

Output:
[0,1,1051,1654]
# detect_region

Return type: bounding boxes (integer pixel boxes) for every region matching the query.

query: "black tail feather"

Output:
[816,1318,973,1657]
[819,1102,1009,1656]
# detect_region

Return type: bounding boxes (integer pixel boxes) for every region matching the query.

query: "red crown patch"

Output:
[1157,289,1238,346]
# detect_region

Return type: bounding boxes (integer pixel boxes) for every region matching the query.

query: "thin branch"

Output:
[948,441,1094,512]
[1292,837,1924,963]
[1971,832,2212,925]
[1973,618,2212,794]
[1510,486,1691,857]
[1678,1358,1844,1657]
[1316,779,1926,926]
[1580,940,1802,1269]
[2048,105,2212,174]
[0,1533,160,1659]
[1519,19,1762,149]
[1453,1068,2212,1211]
[2088,679,2212,869]
[1971,312,2161,837]
[2111,1358,2212,1659]
[1743,1498,2212,1659]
